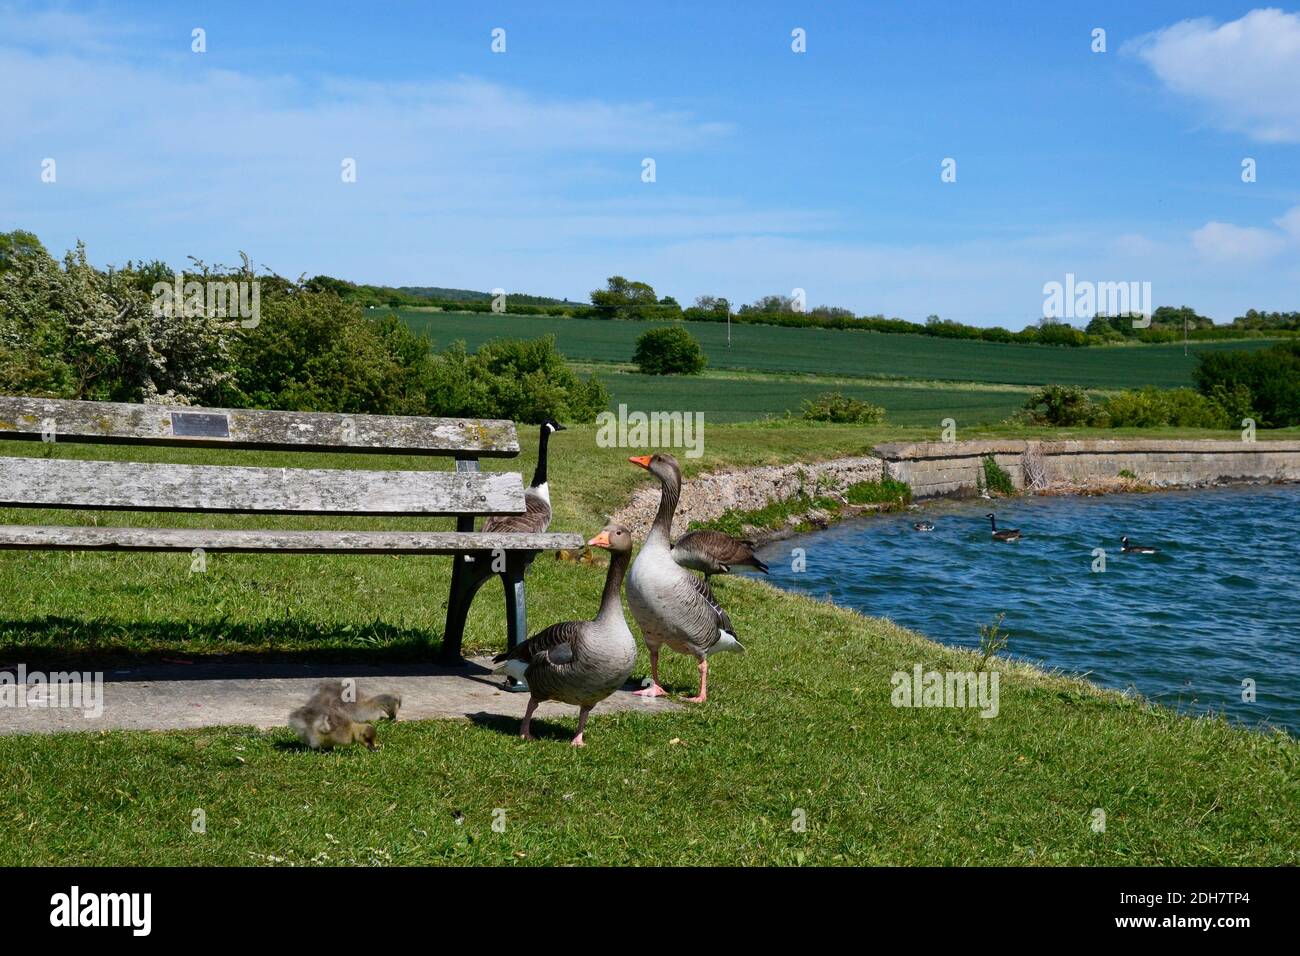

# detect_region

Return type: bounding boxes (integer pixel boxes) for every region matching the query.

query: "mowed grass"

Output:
[390,308,1282,389]
[0,425,1296,866]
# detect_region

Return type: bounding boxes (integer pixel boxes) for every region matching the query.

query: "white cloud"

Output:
[1110,233,1167,259]
[1276,204,1300,239]
[1191,221,1287,262]
[1128,8,1300,142]
[3,5,1298,323]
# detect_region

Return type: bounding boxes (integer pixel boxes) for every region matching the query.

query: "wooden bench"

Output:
[0,396,581,662]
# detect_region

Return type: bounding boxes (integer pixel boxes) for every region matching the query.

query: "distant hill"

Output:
[396,287,583,306]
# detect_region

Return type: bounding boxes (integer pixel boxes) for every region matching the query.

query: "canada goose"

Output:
[287,680,402,750]
[483,420,565,534]
[493,526,638,746]
[1121,536,1159,554]
[625,454,744,702]
[913,521,935,532]
[986,513,1021,541]
[672,529,769,579]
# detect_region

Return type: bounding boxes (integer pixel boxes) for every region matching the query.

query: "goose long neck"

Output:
[530,427,551,488]
[647,470,680,545]
[597,550,631,620]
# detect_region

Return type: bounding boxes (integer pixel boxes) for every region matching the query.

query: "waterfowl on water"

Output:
[625,453,745,703]
[493,526,638,746]
[912,521,935,532]
[986,513,1021,541]
[483,420,565,534]
[1121,536,1159,554]
[671,529,769,579]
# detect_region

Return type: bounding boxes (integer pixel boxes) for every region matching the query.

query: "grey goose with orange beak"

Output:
[625,453,744,702]
[483,419,566,535]
[671,529,769,579]
[493,526,638,746]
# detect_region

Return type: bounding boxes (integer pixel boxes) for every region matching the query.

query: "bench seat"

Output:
[0,526,581,554]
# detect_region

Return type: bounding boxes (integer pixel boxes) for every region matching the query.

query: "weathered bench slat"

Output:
[0,457,525,516]
[0,526,582,554]
[0,397,519,457]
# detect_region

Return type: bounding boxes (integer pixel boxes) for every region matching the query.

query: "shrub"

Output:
[1020,385,1096,426]
[230,288,423,414]
[1036,322,1088,347]
[981,455,1016,495]
[1099,387,1231,429]
[436,335,608,423]
[632,325,707,375]
[1193,342,1300,427]
[0,240,239,404]
[800,391,885,424]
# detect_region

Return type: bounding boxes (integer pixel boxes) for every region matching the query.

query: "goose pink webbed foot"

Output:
[634,648,667,697]
[520,697,540,740]
[570,707,590,746]
[682,659,709,703]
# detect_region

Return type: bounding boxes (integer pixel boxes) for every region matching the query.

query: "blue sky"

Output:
[2,1,1299,326]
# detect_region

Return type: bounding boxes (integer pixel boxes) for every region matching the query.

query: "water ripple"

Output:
[750,485,1300,733]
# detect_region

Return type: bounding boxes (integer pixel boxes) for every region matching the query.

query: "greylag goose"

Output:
[1120,536,1159,554]
[483,419,566,534]
[986,513,1021,541]
[493,526,637,746]
[672,529,769,579]
[626,454,744,702]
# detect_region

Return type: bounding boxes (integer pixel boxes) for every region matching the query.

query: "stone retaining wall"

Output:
[612,455,884,539]
[874,439,1300,499]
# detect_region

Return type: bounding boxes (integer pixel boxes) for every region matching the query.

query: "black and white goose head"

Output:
[529,419,566,499]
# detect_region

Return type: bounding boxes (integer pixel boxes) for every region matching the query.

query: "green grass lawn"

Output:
[0,425,1296,865]
[389,308,1282,390]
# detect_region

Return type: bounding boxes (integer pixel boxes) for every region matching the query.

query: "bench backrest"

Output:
[0,396,519,456]
[0,397,526,518]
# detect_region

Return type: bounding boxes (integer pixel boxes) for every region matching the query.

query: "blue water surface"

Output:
[750,485,1300,733]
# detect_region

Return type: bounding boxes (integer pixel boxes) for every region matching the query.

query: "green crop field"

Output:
[388,308,1279,390]
[588,369,1031,425]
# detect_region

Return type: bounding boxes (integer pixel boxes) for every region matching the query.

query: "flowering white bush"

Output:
[0,240,240,404]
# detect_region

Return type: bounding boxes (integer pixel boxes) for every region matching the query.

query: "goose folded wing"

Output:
[687,574,738,637]
[492,620,580,666]
[483,493,551,534]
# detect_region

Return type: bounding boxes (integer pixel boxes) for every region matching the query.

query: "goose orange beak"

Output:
[628,455,652,469]
[587,531,611,548]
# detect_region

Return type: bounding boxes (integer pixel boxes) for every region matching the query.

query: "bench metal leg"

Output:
[440,553,494,665]
[440,549,541,664]
[501,552,534,654]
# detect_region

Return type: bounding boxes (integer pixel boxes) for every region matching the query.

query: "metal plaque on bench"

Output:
[170,411,231,439]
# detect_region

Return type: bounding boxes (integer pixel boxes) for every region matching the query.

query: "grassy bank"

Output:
[0,424,1296,865]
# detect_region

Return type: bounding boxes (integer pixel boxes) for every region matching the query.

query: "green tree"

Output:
[0,229,47,273]
[590,275,659,319]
